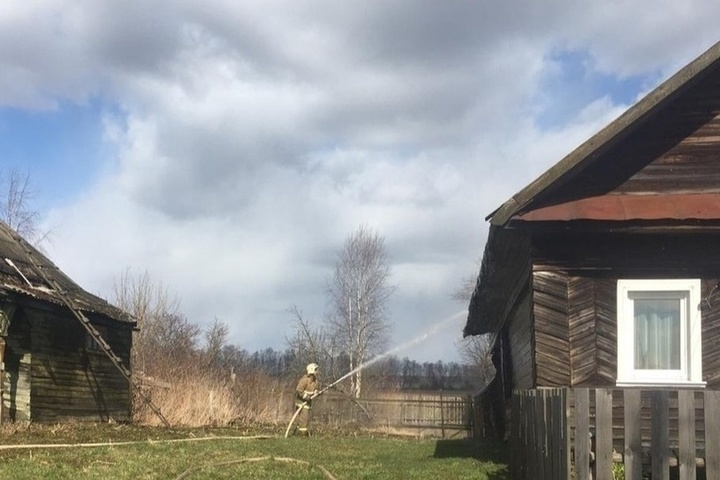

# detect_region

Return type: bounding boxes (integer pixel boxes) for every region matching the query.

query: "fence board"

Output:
[511,388,719,480]
[595,388,613,480]
[574,388,590,480]
[705,390,720,480]
[511,392,521,480]
[317,393,472,436]
[509,389,570,480]
[678,390,696,480]
[651,391,670,480]
[556,389,570,480]
[624,389,642,480]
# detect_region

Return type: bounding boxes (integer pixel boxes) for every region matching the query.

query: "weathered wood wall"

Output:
[533,273,720,390]
[526,62,720,209]
[29,308,132,422]
[2,307,31,421]
[702,280,720,388]
[533,271,569,386]
[507,284,533,390]
[0,301,133,423]
[482,230,720,439]
[568,277,616,387]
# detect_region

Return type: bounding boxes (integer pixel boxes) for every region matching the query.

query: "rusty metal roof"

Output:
[516,193,720,222]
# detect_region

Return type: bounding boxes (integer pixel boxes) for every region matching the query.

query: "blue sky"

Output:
[535,49,651,128]
[2,1,720,362]
[0,102,109,210]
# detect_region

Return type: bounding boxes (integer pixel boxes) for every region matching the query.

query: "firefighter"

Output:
[294,363,320,436]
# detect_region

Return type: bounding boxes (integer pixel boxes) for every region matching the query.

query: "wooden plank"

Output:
[525,390,544,480]
[652,391,670,480]
[705,390,720,480]
[510,392,520,480]
[678,390,696,480]
[624,389,642,480]
[595,388,613,480]
[540,391,550,480]
[559,389,570,480]
[574,388,590,480]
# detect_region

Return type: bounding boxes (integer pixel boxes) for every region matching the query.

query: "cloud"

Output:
[3,1,720,361]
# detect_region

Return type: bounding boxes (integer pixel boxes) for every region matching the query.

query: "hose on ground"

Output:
[174,455,338,480]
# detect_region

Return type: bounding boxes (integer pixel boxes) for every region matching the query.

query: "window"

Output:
[616,279,704,387]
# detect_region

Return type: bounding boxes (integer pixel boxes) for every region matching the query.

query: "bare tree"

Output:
[0,168,51,246]
[286,304,344,382]
[453,259,495,388]
[204,317,230,369]
[112,269,183,376]
[326,226,394,398]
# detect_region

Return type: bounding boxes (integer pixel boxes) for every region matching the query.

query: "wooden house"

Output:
[0,221,134,423]
[465,39,720,479]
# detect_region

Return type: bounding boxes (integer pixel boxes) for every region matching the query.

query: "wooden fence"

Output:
[314,392,473,437]
[510,388,720,480]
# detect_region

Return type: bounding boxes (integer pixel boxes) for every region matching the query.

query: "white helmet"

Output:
[306,363,319,375]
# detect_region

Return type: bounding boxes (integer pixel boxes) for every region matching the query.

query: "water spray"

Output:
[284,310,466,438]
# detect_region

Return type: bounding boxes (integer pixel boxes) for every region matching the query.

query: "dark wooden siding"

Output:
[29,309,132,422]
[533,232,720,277]
[568,277,616,387]
[533,271,570,386]
[467,227,531,336]
[524,64,720,209]
[702,280,720,388]
[507,283,534,390]
[3,308,32,421]
[615,78,720,195]
[544,275,720,389]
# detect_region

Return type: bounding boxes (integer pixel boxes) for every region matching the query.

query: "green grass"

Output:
[0,424,508,479]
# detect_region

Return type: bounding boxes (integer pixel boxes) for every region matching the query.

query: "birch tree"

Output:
[327,226,394,397]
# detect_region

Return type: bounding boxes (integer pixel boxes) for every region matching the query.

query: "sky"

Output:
[2,1,720,363]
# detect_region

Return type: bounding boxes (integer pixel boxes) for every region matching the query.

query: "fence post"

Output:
[651,391,670,480]
[705,390,720,480]
[678,390,696,480]
[624,389,642,480]
[562,388,571,480]
[439,391,445,438]
[510,392,520,480]
[575,388,590,480]
[595,388,613,480]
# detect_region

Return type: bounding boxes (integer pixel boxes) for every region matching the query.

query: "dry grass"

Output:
[134,366,293,427]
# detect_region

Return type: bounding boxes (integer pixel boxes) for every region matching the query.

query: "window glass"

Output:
[633,297,681,370]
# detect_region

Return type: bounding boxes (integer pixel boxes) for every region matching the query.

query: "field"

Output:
[0,423,509,479]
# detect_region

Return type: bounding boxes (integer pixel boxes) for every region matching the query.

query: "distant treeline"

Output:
[215,345,485,392]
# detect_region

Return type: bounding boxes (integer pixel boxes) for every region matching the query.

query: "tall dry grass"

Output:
[134,366,294,427]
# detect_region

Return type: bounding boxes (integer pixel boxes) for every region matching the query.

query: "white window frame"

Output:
[616,279,704,388]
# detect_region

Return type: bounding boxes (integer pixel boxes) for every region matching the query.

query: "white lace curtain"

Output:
[634,298,681,370]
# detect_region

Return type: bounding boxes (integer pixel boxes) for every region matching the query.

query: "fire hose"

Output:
[284,378,343,438]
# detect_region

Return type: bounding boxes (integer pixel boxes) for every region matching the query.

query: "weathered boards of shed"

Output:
[0,221,134,422]
[465,38,720,478]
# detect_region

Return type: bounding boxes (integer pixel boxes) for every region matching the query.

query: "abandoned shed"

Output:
[0,220,134,423]
[465,38,720,479]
